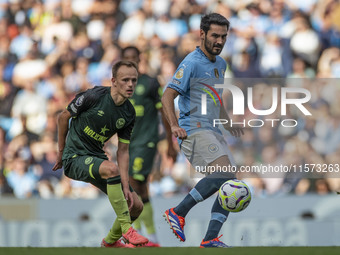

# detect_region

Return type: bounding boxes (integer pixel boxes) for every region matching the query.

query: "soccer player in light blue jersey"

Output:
[162,13,244,248]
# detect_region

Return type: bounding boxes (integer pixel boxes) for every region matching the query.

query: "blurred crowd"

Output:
[0,0,340,199]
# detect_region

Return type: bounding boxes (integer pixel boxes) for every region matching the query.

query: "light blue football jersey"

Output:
[167,47,227,135]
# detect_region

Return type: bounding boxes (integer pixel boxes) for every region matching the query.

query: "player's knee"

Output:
[102,166,119,179]
[108,168,119,178]
[135,199,144,214]
[131,199,143,217]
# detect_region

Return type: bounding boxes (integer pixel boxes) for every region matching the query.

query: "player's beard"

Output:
[204,36,223,56]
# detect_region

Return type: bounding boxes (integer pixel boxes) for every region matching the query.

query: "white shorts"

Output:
[180,130,236,169]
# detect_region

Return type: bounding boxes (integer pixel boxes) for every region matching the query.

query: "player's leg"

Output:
[99,160,133,233]
[103,190,143,247]
[128,153,145,233]
[169,154,233,220]
[174,155,233,217]
[200,196,230,248]
[63,156,147,246]
[129,177,160,246]
[164,132,234,242]
[166,155,232,247]
[129,146,160,246]
[199,155,232,248]
[99,160,148,245]
[131,212,142,232]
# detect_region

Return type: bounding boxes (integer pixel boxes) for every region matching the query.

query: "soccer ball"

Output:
[218,179,251,212]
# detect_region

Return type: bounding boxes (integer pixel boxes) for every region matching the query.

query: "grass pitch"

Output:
[1,247,340,255]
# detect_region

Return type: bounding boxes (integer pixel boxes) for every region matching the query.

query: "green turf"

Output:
[1,247,340,255]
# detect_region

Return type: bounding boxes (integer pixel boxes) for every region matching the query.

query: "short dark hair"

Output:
[200,13,230,34]
[122,46,140,57]
[112,60,138,77]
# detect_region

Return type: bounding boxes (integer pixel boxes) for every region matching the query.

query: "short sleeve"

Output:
[166,60,193,96]
[67,90,96,117]
[117,117,135,144]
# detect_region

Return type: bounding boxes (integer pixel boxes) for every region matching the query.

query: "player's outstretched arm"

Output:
[52,109,71,171]
[162,88,187,139]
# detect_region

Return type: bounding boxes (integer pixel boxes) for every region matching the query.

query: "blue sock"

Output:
[195,172,234,199]
[203,196,229,241]
[174,172,233,217]
[174,188,203,217]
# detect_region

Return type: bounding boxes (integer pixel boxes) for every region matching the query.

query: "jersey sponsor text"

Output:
[83,126,108,144]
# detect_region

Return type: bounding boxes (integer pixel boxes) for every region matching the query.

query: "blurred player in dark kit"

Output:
[122,46,177,247]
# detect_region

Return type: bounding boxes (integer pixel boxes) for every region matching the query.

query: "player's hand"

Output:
[171,126,187,140]
[224,125,244,137]
[123,187,134,210]
[52,152,63,171]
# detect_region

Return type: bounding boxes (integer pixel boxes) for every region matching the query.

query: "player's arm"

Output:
[162,60,192,140]
[52,88,96,171]
[52,109,71,171]
[116,140,133,208]
[160,107,177,161]
[220,106,244,137]
[162,88,187,139]
[152,79,177,161]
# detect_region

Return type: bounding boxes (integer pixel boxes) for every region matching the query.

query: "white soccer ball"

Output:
[218,179,251,212]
